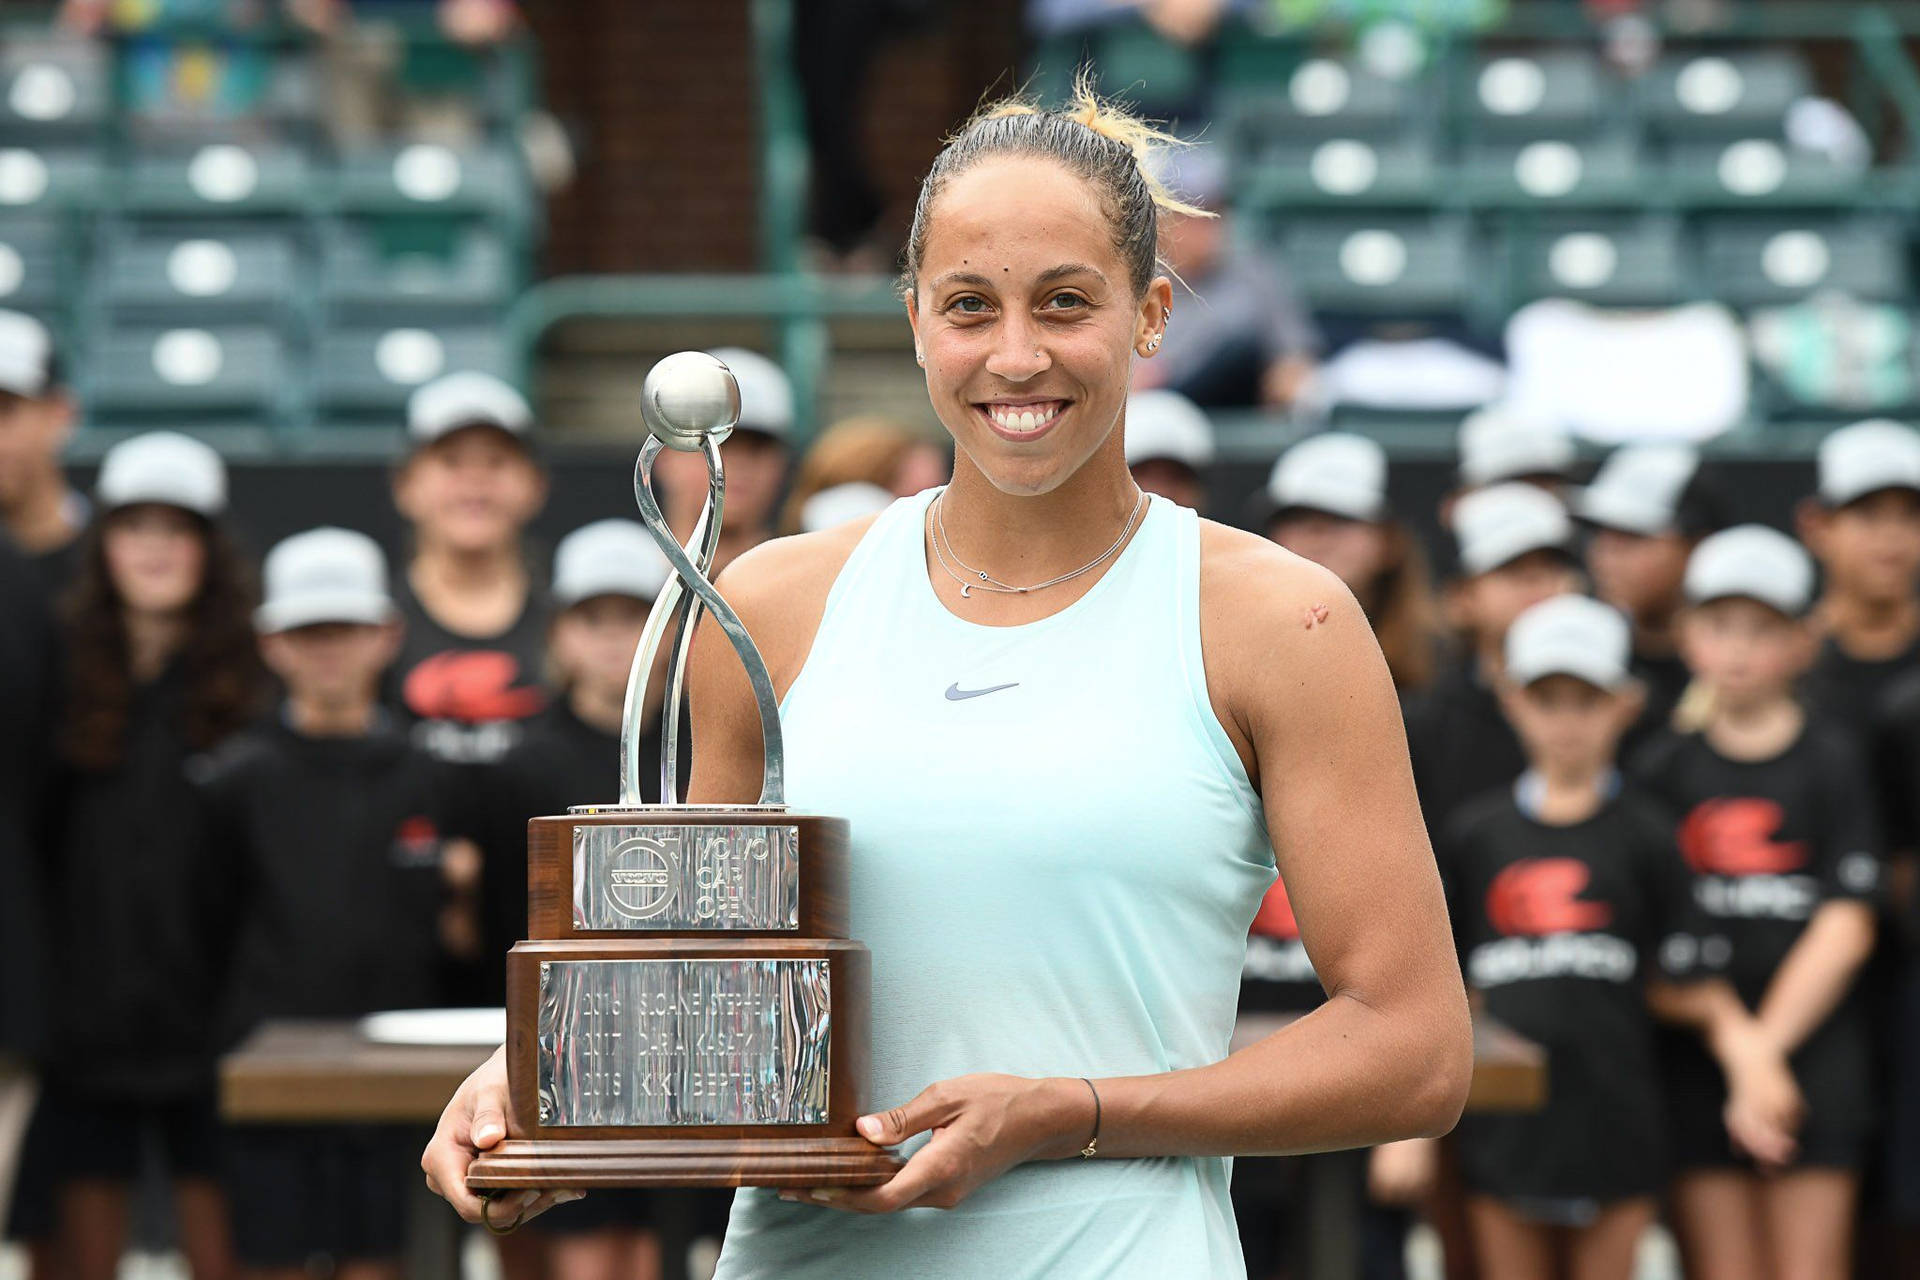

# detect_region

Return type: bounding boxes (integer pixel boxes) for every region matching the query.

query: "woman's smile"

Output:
[976,397,1071,442]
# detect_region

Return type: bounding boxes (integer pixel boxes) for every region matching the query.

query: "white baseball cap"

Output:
[96,430,227,516]
[1816,419,1920,507]
[1265,432,1389,523]
[1685,524,1814,616]
[1458,404,1576,488]
[705,346,793,440]
[1505,594,1633,690]
[407,370,534,445]
[0,309,52,397]
[1574,443,1703,536]
[1453,482,1574,576]
[255,527,395,633]
[552,518,671,607]
[1125,390,1215,471]
[800,481,893,533]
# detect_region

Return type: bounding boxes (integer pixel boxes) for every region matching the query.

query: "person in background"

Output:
[778,414,948,536]
[0,310,86,597]
[655,348,793,574]
[200,527,467,1280]
[1453,406,1576,503]
[468,519,674,1280]
[1123,388,1212,513]
[1404,482,1581,835]
[1443,594,1798,1280]
[1573,442,1725,748]
[798,482,894,534]
[1798,419,1920,732]
[1260,432,1447,693]
[1130,149,1321,410]
[24,432,262,1280]
[1633,526,1883,1280]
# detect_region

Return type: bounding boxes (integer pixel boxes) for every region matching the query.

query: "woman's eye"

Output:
[1045,293,1087,311]
[950,296,987,314]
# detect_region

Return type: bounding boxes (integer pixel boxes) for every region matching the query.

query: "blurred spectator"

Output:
[1634,526,1881,1280]
[799,482,893,534]
[1133,150,1321,410]
[0,311,85,600]
[469,518,671,1276]
[1259,432,1446,692]
[386,371,551,771]
[1455,404,1575,498]
[656,348,791,571]
[198,526,459,1280]
[1573,443,1725,748]
[1124,388,1213,513]
[21,432,262,1280]
[779,413,947,536]
[1797,420,1920,731]
[1405,483,1579,836]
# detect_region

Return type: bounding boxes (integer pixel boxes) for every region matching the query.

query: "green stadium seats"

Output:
[1277,216,1474,313]
[1238,135,1438,208]
[1463,52,1611,140]
[0,43,107,140]
[120,141,313,214]
[1699,217,1909,306]
[317,325,508,419]
[318,223,512,321]
[96,231,304,327]
[1223,55,1423,143]
[0,144,101,211]
[335,143,527,223]
[0,216,67,313]
[1665,136,1862,204]
[1460,135,1643,204]
[1638,51,1811,139]
[1505,215,1687,306]
[86,325,296,427]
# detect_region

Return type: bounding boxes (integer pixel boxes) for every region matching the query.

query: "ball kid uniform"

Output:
[1439,778,1721,1216]
[1631,721,1883,1170]
[195,708,458,1266]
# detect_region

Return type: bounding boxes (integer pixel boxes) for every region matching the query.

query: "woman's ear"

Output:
[1135,276,1174,357]
[905,293,925,367]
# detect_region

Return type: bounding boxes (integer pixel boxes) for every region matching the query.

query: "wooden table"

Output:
[222,1014,1545,1280]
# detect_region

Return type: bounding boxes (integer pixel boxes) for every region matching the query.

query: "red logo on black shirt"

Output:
[1678,798,1808,877]
[1251,878,1301,942]
[403,651,545,722]
[1487,859,1613,936]
[391,815,442,868]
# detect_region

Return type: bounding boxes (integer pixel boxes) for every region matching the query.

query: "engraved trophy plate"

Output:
[536,958,831,1127]
[572,824,801,931]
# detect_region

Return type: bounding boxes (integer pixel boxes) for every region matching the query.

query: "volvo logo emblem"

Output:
[606,836,677,921]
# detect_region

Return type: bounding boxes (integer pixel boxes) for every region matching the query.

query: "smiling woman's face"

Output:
[907,156,1170,498]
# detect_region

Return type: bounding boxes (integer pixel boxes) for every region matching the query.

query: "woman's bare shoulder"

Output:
[711,513,886,693]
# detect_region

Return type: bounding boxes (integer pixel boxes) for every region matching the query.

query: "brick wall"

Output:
[527,0,1024,276]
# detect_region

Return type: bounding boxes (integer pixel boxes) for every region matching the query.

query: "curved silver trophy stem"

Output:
[620,433,787,808]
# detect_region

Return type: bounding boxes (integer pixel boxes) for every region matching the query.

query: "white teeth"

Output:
[987,403,1060,432]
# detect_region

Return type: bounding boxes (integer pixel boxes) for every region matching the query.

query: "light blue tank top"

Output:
[714,488,1275,1279]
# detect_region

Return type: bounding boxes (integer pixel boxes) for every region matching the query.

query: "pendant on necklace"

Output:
[960,583,973,598]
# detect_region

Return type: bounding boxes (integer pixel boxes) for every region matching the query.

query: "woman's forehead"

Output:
[921,156,1120,282]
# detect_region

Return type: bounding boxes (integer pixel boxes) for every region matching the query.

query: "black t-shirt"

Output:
[1874,668,1920,860]
[1438,785,1718,1200]
[195,712,459,1047]
[1624,647,1691,754]
[1239,875,1323,1014]
[1404,658,1527,838]
[383,568,553,767]
[44,659,236,1100]
[1802,631,1920,740]
[0,536,53,1060]
[468,699,667,1004]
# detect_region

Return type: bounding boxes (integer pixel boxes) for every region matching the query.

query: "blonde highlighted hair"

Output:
[900,72,1211,299]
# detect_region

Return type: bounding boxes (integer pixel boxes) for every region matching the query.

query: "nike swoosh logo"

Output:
[945,681,1019,701]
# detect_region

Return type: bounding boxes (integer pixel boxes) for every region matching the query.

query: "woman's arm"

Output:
[1753,900,1876,1057]
[813,535,1472,1212]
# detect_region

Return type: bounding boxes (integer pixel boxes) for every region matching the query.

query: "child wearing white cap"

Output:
[1632,525,1883,1280]
[1443,594,1793,1280]
[466,518,675,1255]
[16,431,263,1267]
[1405,483,1583,837]
[204,526,476,1272]
[1797,419,1920,731]
[1575,443,1725,748]
[1260,432,1446,692]
[1123,389,1213,514]
[651,347,793,575]
[0,309,86,598]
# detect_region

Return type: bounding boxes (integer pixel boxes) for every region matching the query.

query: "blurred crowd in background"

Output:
[2,1,1920,1280]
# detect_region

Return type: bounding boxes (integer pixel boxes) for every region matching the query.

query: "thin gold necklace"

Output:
[927,489,1147,598]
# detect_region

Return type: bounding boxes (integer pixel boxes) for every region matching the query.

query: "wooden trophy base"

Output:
[467,1136,905,1189]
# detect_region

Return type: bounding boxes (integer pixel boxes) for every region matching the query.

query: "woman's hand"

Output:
[1367,1138,1437,1206]
[421,1045,584,1225]
[779,1074,1091,1214]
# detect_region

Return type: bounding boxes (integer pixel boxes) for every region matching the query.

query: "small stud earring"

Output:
[1147,335,1161,352]
[914,349,924,365]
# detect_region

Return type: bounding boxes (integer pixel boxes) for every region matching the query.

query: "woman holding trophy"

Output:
[425,82,1473,1277]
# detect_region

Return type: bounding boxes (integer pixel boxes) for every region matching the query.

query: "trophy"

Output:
[466,352,902,1195]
